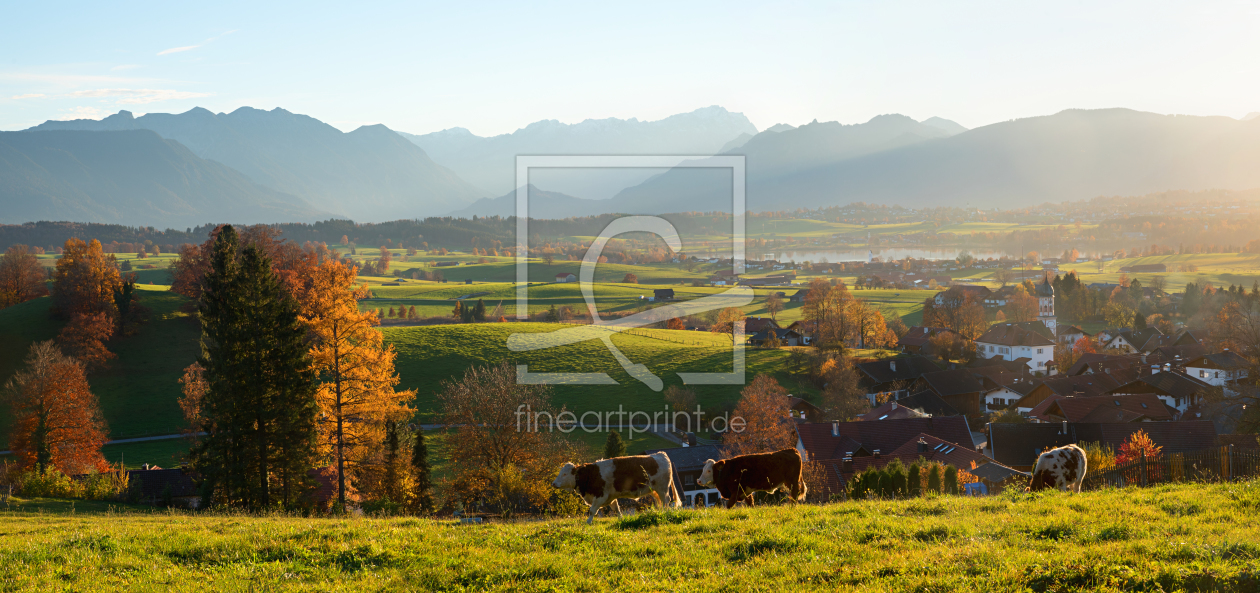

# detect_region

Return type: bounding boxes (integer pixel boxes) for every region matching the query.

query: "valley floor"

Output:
[1,480,1258,591]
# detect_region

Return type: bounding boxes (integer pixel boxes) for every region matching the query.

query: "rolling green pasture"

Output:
[0,480,1257,591]
[385,323,794,424]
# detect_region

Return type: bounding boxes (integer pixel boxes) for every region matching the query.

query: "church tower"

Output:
[1036,276,1057,335]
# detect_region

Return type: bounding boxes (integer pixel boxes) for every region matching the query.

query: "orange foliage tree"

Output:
[52,238,120,319]
[3,340,108,474]
[724,375,796,457]
[1116,429,1163,465]
[0,245,49,308]
[57,312,118,372]
[298,258,415,507]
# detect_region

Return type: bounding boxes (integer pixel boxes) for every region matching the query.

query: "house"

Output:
[1057,325,1090,345]
[742,317,780,334]
[789,289,811,303]
[855,356,942,404]
[1065,353,1143,378]
[787,396,824,421]
[814,433,1025,497]
[554,272,576,283]
[913,369,987,418]
[975,323,1055,373]
[124,467,201,508]
[749,328,803,347]
[857,400,930,421]
[988,421,1218,471]
[644,445,724,508]
[1184,351,1250,387]
[932,285,992,306]
[858,391,960,420]
[896,326,954,355]
[1103,328,1166,354]
[785,320,815,345]
[653,288,675,301]
[1012,374,1123,417]
[434,261,460,267]
[1032,393,1175,423]
[1108,370,1213,413]
[794,416,975,463]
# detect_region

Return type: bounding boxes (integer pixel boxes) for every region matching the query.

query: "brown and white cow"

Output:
[552,452,680,524]
[1028,444,1087,492]
[696,448,807,508]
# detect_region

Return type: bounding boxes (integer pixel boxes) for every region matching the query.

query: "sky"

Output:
[2,1,1259,135]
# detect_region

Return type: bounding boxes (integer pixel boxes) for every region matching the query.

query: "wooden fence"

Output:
[1080,446,1260,491]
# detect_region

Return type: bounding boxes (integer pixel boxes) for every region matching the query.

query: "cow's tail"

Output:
[669,471,681,507]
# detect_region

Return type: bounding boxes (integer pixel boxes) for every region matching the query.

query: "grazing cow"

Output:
[696,448,807,508]
[1028,444,1088,492]
[552,452,680,524]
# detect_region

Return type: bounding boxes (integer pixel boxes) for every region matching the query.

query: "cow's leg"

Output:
[724,497,737,509]
[649,491,664,508]
[610,499,622,517]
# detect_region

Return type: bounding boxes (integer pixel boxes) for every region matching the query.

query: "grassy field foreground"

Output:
[2,481,1259,591]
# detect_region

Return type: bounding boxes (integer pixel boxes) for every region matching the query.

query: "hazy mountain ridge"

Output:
[0,129,329,228]
[401,106,758,199]
[610,108,1260,213]
[445,184,614,219]
[28,107,485,220]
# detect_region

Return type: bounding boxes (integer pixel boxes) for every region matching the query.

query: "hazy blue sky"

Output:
[3,1,1258,135]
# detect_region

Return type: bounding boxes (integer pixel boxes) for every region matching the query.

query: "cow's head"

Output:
[1027,469,1052,492]
[552,462,577,490]
[697,459,719,488]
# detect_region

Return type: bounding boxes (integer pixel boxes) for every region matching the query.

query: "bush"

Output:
[82,469,130,501]
[944,465,959,495]
[18,467,84,499]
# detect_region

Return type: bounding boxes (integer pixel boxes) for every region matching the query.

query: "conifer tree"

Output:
[411,425,433,513]
[944,465,959,495]
[473,299,486,322]
[927,464,942,494]
[604,430,626,459]
[192,227,319,510]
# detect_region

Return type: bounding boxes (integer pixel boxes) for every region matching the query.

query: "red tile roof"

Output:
[795,417,974,462]
[1037,393,1173,423]
[977,323,1055,347]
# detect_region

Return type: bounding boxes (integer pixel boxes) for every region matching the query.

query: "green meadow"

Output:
[0,480,1257,591]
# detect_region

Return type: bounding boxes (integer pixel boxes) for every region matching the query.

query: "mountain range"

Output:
[28,107,484,221]
[609,108,1260,213]
[0,129,326,227]
[6,105,1260,228]
[400,106,758,199]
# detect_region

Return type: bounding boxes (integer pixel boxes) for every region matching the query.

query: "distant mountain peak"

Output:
[763,123,796,133]
[920,116,968,136]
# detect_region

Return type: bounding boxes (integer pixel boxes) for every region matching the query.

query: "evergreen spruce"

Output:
[603,430,626,459]
[1133,311,1147,330]
[927,464,942,494]
[473,299,486,322]
[191,228,318,510]
[944,465,959,495]
[411,426,434,513]
[908,463,922,497]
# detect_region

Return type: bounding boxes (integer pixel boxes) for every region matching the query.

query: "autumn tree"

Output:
[0,245,48,308]
[1006,286,1038,323]
[622,273,638,284]
[603,430,627,459]
[52,238,121,319]
[818,357,869,421]
[765,292,784,321]
[56,312,117,372]
[437,362,574,513]
[666,317,686,331]
[378,246,392,273]
[298,257,415,509]
[803,278,854,350]
[2,341,108,474]
[192,226,319,510]
[711,307,746,344]
[725,375,795,457]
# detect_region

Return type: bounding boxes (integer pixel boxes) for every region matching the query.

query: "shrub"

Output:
[82,468,130,501]
[18,467,84,499]
[927,465,942,494]
[908,464,922,497]
[944,465,959,495]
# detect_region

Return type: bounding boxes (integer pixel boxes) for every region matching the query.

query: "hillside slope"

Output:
[0,130,328,228]
[28,108,485,220]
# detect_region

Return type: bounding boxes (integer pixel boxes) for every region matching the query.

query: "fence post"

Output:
[1140,451,1147,487]
[1228,444,1234,481]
